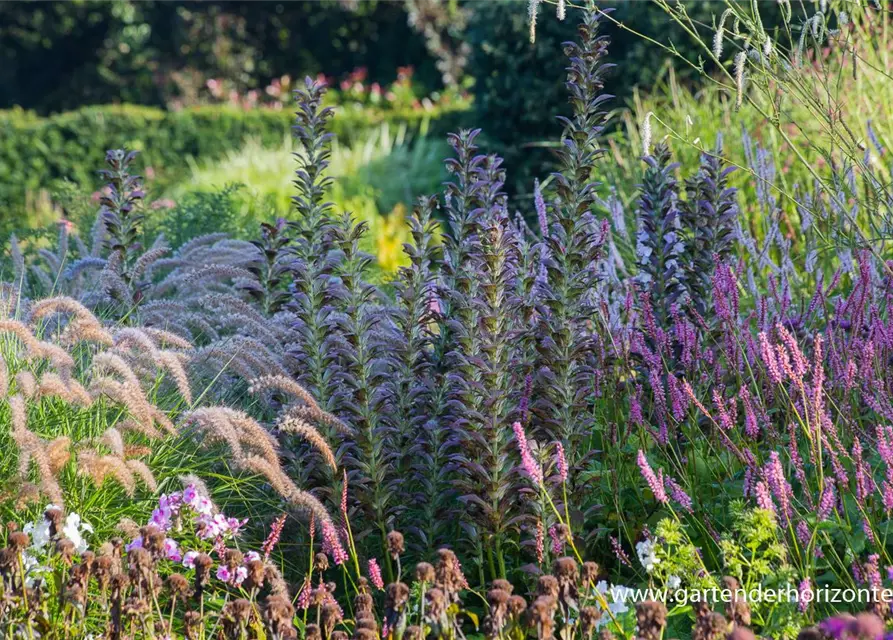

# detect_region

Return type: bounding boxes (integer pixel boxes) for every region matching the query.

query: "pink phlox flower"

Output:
[164,538,181,562]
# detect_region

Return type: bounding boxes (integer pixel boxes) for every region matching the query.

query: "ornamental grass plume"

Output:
[0,289,333,552]
[275,412,338,470]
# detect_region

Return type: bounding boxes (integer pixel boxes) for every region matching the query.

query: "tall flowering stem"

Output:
[512,420,626,637]
[537,6,611,509]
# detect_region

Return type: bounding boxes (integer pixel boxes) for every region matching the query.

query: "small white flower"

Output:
[21,552,48,588]
[62,512,91,553]
[636,540,661,573]
[24,518,51,551]
[667,575,682,589]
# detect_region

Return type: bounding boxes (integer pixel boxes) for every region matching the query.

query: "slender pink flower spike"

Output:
[513,422,543,485]
[554,442,568,483]
[636,450,668,504]
[535,521,545,564]
[368,558,384,590]
[262,513,287,561]
[322,521,348,566]
[341,470,349,519]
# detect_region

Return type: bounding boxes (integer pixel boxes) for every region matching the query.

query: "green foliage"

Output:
[147,184,247,249]
[0,101,466,234]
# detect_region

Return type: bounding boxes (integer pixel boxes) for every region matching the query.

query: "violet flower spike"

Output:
[663,475,693,513]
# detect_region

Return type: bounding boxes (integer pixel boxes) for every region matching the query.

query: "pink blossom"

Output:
[368,558,384,590]
[663,475,693,513]
[610,536,632,568]
[296,578,312,609]
[763,452,793,523]
[216,565,231,582]
[164,538,181,562]
[183,551,199,569]
[262,513,287,561]
[341,471,349,519]
[150,198,176,210]
[758,332,782,384]
[630,385,644,426]
[322,521,348,566]
[636,450,668,504]
[798,578,812,613]
[513,422,543,485]
[554,442,568,483]
[548,525,563,555]
[796,521,811,546]
[151,505,173,530]
[535,521,545,564]
[817,482,836,521]
[755,481,775,514]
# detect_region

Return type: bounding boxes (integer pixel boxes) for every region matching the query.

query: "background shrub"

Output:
[0,101,465,236]
[0,1,441,114]
[464,1,784,196]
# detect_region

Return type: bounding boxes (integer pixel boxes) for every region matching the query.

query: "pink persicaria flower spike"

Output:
[817,481,836,521]
[663,475,692,513]
[798,578,812,613]
[636,450,668,504]
[513,422,543,485]
[535,521,545,564]
[368,558,384,590]
[755,481,775,514]
[548,525,563,555]
[758,332,782,384]
[777,323,808,380]
[262,513,287,561]
[554,442,568,483]
[610,535,632,568]
[296,578,312,610]
[322,521,348,566]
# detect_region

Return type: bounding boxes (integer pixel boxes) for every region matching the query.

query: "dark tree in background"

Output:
[0,0,438,114]
[465,1,755,197]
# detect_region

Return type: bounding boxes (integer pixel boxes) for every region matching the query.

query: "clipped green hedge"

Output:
[0,102,468,214]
